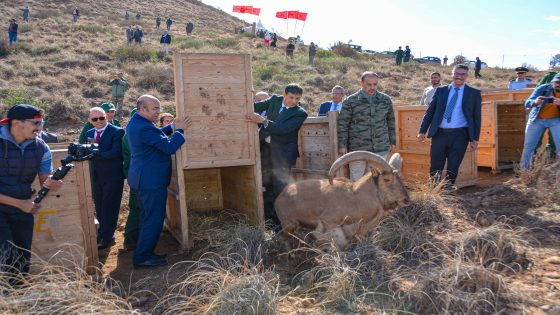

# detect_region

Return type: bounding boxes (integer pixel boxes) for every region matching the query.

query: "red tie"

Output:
[95,131,101,143]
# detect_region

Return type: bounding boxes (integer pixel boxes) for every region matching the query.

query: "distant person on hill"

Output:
[186,21,194,36]
[264,31,271,47]
[107,72,128,109]
[419,72,442,105]
[21,6,30,23]
[318,85,345,116]
[124,10,130,21]
[72,7,79,23]
[78,102,121,144]
[135,11,141,20]
[270,33,277,48]
[158,113,175,127]
[126,25,134,45]
[475,57,482,78]
[156,16,161,29]
[443,55,448,67]
[508,67,533,90]
[404,45,411,62]
[8,19,18,47]
[309,42,317,66]
[286,40,295,60]
[166,17,173,30]
[160,29,171,55]
[133,26,143,44]
[395,46,403,65]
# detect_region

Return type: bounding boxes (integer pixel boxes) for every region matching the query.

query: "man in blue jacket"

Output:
[127,95,191,268]
[318,85,345,116]
[85,107,125,250]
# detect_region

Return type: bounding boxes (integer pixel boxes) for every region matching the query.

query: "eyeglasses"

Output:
[453,72,468,77]
[91,116,106,122]
[23,119,44,127]
[332,92,344,95]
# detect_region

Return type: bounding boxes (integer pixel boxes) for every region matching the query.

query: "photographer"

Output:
[0,104,63,274]
[106,72,128,109]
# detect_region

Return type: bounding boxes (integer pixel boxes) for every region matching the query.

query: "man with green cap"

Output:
[78,103,121,144]
[107,72,128,109]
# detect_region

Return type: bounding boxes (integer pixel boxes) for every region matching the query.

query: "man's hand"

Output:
[19,198,41,214]
[338,148,347,156]
[390,144,396,152]
[467,140,478,151]
[417,133,426,142]
[535,96,546,106]
[553,97,560,107]
[174,116,192,130]
[245,113,266,124]
[43,176,63,192]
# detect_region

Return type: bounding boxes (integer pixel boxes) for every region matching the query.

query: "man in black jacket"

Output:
[247,84,308,229]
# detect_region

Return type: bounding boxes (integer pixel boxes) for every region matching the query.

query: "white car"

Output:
[465,60,488,69]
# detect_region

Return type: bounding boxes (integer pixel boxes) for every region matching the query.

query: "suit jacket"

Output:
[86,124,125,183]
[318,101,333,116]
[254,95,308,167]
[126,113,185,190]
[419,84,482,141]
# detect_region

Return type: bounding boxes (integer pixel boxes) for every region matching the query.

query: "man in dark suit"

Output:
[247,84,308,229]
[318,85,345,116]
[127,95,191,268]
[85,107,125,250]
[417,64,481,186]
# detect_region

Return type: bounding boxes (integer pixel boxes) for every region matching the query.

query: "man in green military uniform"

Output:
[107,72,128,109]
[338,71,396,182]
[395,46,403,65]
[122,108,140,250]
[78,103,121,144]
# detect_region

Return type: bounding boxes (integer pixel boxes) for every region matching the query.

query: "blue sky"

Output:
[202,0,559,70]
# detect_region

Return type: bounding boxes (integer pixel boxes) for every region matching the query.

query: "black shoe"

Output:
[97,238,116,250]
[133,257,168,268]
[151,253,167,259]
[123,238,137,251]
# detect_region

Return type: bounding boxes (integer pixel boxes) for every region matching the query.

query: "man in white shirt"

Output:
[419,72,442,105]
[318,85,345,116]
[508,67,533,90]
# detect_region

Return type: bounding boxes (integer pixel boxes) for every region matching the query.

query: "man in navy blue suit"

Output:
[85,107,125,250]
[318,85,345,116]
[417,64,481,187]
[127,95,191,268]
[247,84,308,229]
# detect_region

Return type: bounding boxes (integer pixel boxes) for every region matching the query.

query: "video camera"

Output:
[34,143,98,204]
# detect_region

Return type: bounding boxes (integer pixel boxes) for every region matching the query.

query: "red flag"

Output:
[239,5,253,13]
[232,6,242,13]
[296,12,307,21]
[249,8,261,16]
[275,11,287,19]
[287,11,299,19]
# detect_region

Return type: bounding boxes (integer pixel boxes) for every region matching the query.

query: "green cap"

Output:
[100,102,116,112]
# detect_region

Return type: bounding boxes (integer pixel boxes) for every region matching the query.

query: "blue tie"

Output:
[332,104,338,111]
[279,106,286,113]
[443,87,460,123]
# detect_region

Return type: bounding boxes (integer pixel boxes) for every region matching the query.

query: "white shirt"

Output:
[419,85,440,105]
[440,84,468,129]
[94,127,106,141]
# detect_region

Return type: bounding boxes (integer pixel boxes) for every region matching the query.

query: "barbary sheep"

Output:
[275,151,410,249]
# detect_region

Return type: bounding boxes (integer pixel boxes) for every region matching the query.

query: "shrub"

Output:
[30,45,61,56]
[112,45,157,63]
[212,38,239,49]
[179,39,204,50]
[316,49,335,59]
[0,89,50,116]
[254,65,281,81]
[330,42,359,58]
[77,24,107,34]
[453,55,467,65]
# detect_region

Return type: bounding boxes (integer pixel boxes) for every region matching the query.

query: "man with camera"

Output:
[520,73,560,170]
[107,72,128,109]
[127,95,192,268]
[85,107,126,250]
[0,104,63,274]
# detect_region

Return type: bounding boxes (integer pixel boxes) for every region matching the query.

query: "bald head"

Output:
[254,91,269,102]
[88,107,107,129]
[136,95,162,122]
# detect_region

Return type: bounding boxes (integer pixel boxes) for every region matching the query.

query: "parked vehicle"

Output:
[465,60,489,68]
[414,56,442,64]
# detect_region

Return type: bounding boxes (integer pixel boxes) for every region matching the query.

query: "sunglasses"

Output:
[24,119,44,127]
[91,116,106,122]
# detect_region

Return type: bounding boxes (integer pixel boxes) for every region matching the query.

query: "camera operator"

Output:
[106,72,128,109]
[0,104,63,274]
[85,107,125,250]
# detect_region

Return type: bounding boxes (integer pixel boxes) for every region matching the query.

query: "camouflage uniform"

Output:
[338,90,396,153]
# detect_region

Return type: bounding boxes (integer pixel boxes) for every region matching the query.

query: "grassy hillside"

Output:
[0,0,547,139]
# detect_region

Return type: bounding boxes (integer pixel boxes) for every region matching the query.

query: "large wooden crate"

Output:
[31,148,98,273]
[478,100,526,171]
[394,106,477,187]
[167,53,264,248]
[292,111,339,180]
[481,88,533,103]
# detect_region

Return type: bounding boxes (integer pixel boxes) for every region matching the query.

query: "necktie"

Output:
[332,104,338,111]
[443,87,460,123]
[279,106,286,113]
[95,131,101,143]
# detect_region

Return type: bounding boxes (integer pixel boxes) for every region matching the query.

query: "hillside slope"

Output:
[0,0,546,138]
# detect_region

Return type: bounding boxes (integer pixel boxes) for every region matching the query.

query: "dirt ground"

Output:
[98,168,560,314]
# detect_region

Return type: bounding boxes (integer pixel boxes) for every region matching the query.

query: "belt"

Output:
[440,127,467,132]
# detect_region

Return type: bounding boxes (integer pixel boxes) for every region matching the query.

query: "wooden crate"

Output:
[167,53,263,248]
[31,148,98,273]
[481,88,533,103]
[394,106,477,187]
[292,111,339,180]
[478,100,526,171]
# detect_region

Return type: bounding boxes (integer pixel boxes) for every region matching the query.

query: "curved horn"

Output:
[328,150,393,184]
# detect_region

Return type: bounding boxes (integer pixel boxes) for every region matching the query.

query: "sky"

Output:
[201,0,560,70]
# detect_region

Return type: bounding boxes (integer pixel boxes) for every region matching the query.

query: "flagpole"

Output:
[293,19,298,37]
[300,21,306,36]
[286,14,289,37]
